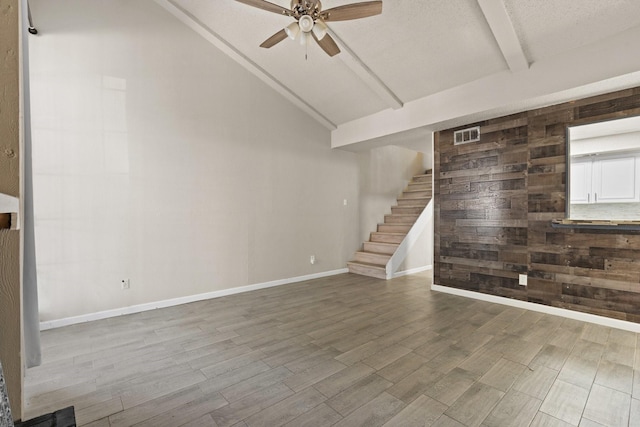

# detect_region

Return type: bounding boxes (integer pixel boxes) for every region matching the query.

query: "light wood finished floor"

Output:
[24,272,640,427]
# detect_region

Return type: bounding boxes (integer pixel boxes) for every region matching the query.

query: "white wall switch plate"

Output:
[518,274,527,286]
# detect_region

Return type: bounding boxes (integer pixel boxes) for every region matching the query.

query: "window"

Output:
[567,116,640,221]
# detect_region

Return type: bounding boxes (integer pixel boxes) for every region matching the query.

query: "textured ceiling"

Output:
[504,0,640,62]
[329,0,507,103]
[173,0,391,125]
[167,0,640,130]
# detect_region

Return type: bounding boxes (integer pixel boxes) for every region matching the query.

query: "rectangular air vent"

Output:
[454,126,481,145]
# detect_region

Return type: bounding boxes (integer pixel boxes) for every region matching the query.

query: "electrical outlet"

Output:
[343,199,348,206]
[518,274,527,286]
[121,279,130,290]
[310,255,315,265]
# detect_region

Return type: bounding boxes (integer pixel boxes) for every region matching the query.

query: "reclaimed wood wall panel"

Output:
[436,113,529,300]
[435,87,640,323]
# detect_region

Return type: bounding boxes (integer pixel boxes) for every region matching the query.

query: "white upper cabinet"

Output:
[570,155,640,204]
[570,160,592,204]
[594,156,640,203]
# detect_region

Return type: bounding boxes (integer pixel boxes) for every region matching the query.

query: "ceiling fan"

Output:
[235,0,382,57]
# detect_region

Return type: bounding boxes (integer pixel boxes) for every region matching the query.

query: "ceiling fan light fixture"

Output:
[285,21,300,40]
[312,19,327,40]
[284,22,300,40]
[298,15,314,32]
[237,0,383,57]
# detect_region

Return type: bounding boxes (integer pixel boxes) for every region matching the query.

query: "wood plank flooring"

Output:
[24,272,640,426]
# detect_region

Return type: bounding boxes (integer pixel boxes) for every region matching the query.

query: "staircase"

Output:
[348,171,432,279]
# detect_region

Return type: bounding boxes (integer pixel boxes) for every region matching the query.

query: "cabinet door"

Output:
[570,160,592,204]
[594,156,639,203]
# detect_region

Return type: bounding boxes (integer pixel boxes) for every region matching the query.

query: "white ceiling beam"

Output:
[332,24,640,148]
[154,0,336,130]
[477,0,529,73]
[328,28,404,110]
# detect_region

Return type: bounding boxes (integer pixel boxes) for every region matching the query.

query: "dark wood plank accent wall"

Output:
[434,87,640,323]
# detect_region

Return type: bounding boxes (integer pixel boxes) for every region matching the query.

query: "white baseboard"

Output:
[431,284,640,333]
[393,265,433,278]
[40,268,349,331]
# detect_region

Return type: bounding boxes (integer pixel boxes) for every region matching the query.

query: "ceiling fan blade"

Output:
[235,0,292,16]
[260,29,288,48]
[313,32,340,57]
[320,1,382,21]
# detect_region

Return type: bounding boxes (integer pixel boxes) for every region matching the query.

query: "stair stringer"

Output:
[385,199,433,279]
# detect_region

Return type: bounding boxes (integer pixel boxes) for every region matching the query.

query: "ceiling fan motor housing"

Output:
[291,0,322,19]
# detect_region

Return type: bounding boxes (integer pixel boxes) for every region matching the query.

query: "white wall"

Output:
[29,0,361,322]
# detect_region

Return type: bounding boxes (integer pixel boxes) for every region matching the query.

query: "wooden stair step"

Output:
[384,214,419,224]
[391,206,425,215]
[370,232,406,244]
[402,189,431,199]
[397,197,430,206]
[363,241,399,255]
[377,223,412,233]
[353,251,391,265]
[412,173,432,183]
[407,182,432,191]
[347,261,387,280]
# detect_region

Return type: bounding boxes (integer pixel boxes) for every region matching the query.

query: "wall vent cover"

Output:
[454,126,481,145]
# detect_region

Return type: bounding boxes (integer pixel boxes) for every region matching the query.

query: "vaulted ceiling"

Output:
[153,1,640,147]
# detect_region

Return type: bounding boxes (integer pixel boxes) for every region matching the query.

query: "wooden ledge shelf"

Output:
[552,219,640,231]
[15,406,76,427]
[0,194,18,230]
[0,213,10,230]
